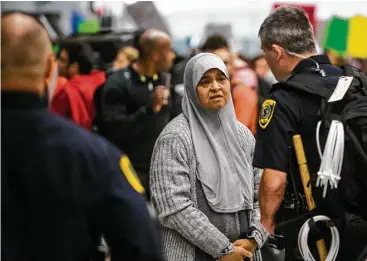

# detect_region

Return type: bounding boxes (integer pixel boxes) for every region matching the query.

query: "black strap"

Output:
[308,217,319,237]
[288,145,300,216]
[238,210,250,238]
[342,65,367,88]
[325,219,336,229]
[356,243,367,261]
[276,209,318,231]
[346,124,367,164]
[276,74,333,98]
[362,126,367,151]
[342,65,365,79]
[343,101,367,122]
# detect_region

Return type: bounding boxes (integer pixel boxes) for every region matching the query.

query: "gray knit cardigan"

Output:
[150,114,265,261]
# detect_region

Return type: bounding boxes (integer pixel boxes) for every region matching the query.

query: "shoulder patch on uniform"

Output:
[119,155,145,194]
[259,99,276,129]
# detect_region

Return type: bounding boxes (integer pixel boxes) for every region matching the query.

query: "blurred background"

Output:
[2,0,367,66]
[2,2,367,260]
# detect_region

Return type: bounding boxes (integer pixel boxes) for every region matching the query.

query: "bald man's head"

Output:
[139,29,170,58]
[1,12,53,93]
[138,29,175,72]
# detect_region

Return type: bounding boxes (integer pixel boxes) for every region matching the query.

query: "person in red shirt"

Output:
[50,43,106,130]
[230,72,258,134]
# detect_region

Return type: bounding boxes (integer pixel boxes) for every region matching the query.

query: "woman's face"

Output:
[196,68,230,110]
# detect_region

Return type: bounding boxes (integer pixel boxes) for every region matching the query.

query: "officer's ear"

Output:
[271,44,284,63]
[45,54,59,104]
[45,54,55,80]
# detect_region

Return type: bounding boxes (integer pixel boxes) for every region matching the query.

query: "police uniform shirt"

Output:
[2,92,162,261]
[253,55,343,175]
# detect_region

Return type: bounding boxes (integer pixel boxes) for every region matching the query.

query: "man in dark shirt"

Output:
[1,12,162,261]
[100,29,176,196]
[252,6,367,261]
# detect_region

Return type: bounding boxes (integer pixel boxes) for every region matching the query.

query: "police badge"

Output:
[259,99,276,129]
[120,155,145,194]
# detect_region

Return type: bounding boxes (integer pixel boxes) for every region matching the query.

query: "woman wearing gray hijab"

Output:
[150,53,269,261]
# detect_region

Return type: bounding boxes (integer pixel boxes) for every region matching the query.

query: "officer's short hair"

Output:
[258,5,316,54]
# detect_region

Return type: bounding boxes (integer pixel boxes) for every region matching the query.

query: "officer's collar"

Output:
[292,55,331,75]
[2,91,47,110]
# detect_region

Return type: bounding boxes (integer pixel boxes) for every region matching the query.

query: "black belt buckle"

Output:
[267,234,285,250]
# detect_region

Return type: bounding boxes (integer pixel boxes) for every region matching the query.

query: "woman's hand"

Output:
[219,246,253,261]
[233,239,257,253]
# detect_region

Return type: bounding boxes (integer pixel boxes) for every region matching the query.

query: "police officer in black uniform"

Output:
[252,6,350,261]
[1,12,162,261]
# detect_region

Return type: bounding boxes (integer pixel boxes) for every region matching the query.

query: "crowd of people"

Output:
[2,6,367,261]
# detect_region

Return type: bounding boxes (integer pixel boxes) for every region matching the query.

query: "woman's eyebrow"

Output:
[200,75,210,81]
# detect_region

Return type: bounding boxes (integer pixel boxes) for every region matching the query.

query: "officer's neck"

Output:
[297,51,318,60]
[1,76,45,96]
[134,59,158,77]
[288,51,318,73]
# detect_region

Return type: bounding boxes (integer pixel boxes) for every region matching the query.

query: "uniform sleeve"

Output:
[150,133,230,258]
[253,90,301,173]
[98,147,163,261]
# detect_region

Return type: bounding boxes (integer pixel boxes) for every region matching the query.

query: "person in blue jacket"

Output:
[1,11,162,261]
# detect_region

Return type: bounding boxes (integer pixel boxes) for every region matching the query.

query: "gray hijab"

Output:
[182,53,253,213]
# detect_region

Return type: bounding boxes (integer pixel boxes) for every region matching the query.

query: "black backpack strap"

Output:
[356,243,367,261]
[345,119,367,165]
[276,208,319,231]
[363,126,367,152]
[276,74,333,98]
[342,65,367,87]
[342,65,365,78]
